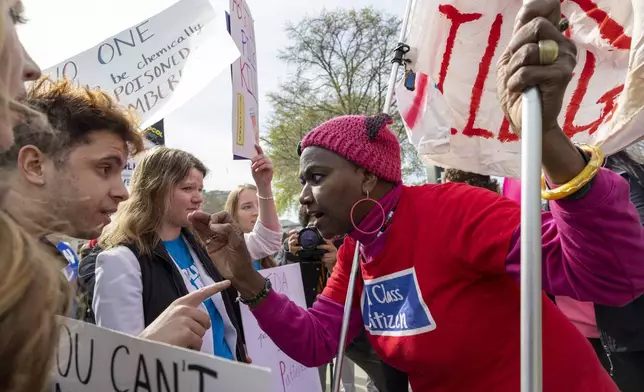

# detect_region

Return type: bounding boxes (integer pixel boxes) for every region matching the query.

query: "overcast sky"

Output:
[18,0,404,193]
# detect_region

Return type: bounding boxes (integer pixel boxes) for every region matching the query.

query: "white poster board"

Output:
[52,318,271,392]
[229,0,260,159]
[396,0,644,178]
[240,264,323,392]
[122,120,165,189]
[43,0,240,129]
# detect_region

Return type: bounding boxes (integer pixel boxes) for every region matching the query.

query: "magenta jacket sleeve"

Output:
[250,290,363,367]
[505,168,644,306]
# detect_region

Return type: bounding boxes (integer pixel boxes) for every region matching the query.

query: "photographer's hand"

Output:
[319,240,338,272]
[287,230,302,255]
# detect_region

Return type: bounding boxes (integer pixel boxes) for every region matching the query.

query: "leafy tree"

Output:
[263,7,426,214]
[201,190,230,214]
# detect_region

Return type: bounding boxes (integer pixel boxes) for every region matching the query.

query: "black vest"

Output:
[78,230,247,362]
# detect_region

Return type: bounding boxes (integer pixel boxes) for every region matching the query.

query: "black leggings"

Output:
[589,338,644,392]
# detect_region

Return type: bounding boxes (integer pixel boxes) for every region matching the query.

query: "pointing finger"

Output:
[177,281,232,307]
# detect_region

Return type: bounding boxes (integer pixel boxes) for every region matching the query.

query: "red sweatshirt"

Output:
[252,170,644,391]
[323,184,616,391]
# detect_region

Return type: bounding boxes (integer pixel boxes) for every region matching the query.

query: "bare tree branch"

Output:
[264,7,425,213]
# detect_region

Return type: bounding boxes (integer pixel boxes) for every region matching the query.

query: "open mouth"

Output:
[307,210,324,219]
[100,211,115,225]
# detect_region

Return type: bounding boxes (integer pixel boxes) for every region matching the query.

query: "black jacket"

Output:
[595,156,644,352]
[78,230,247,362]
[547,159,644,353]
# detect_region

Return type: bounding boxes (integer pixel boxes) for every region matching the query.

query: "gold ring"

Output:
[538,40,559,65]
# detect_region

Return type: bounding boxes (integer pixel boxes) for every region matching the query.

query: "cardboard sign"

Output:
[397,0,644,178]
[239,264,323,392]
[51,318,271,392]
[228,0,260,159]
[43,0,240,129]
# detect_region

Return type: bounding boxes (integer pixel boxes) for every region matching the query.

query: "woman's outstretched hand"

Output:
[188,211,266,299]
[189,210,252,279]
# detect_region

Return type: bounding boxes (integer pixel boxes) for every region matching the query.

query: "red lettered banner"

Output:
[397,0,644,178]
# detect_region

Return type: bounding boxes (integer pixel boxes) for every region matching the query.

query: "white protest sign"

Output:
[122,120,165,189]
[52,318,271,392]
[43,0,240,129]
[397,0,644,178]
[229,0,260,159]
[240,264,323,392]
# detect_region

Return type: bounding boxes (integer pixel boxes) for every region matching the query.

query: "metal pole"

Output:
[331,242,362,392]
[520,87,543,392]
[383,0,414,114]
[332,2,414,392]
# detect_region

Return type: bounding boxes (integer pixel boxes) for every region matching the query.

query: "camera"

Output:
[298,227,324,250]
[291,227,327,261]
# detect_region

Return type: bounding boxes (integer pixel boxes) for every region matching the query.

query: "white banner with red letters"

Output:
[397,0,644,178]
[229,0,260,160]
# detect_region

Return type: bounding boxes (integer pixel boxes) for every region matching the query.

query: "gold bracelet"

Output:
[541,145,603,201]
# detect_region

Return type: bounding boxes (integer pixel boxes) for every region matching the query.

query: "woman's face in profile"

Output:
[298,146,366,239]
[0,0,41,150]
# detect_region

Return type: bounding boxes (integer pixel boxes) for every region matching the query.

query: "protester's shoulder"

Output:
[336,236,356,262]
[405,183,518,211]
[95,246,140,271]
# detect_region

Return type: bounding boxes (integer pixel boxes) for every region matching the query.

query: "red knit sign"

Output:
[397,0,644,178]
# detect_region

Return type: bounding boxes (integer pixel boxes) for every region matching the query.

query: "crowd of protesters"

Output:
[1,1,644,392]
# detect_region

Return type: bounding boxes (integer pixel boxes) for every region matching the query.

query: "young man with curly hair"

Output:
[0,78,143,241]
[0,78,226,351]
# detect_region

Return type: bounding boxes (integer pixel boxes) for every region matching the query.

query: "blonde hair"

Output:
[100,147,207,255]
[224,184,258,218]
[225,184,276,269]
[0,209,71,392]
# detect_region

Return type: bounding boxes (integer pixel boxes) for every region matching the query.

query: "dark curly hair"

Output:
[0,77,144,168]
[444,169,500,193]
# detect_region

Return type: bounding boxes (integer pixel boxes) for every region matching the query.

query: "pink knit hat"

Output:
[299,113,402,184]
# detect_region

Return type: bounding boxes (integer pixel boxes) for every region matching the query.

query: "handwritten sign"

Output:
[51,318,271,392]
[122,120,165,189]
[228,0,260,159]
[239,264,322,392]
[43,0,240,129]
[396,0,644,178]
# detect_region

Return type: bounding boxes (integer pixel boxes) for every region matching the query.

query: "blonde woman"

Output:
[224,145,282,270]
[94,148,248,361]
